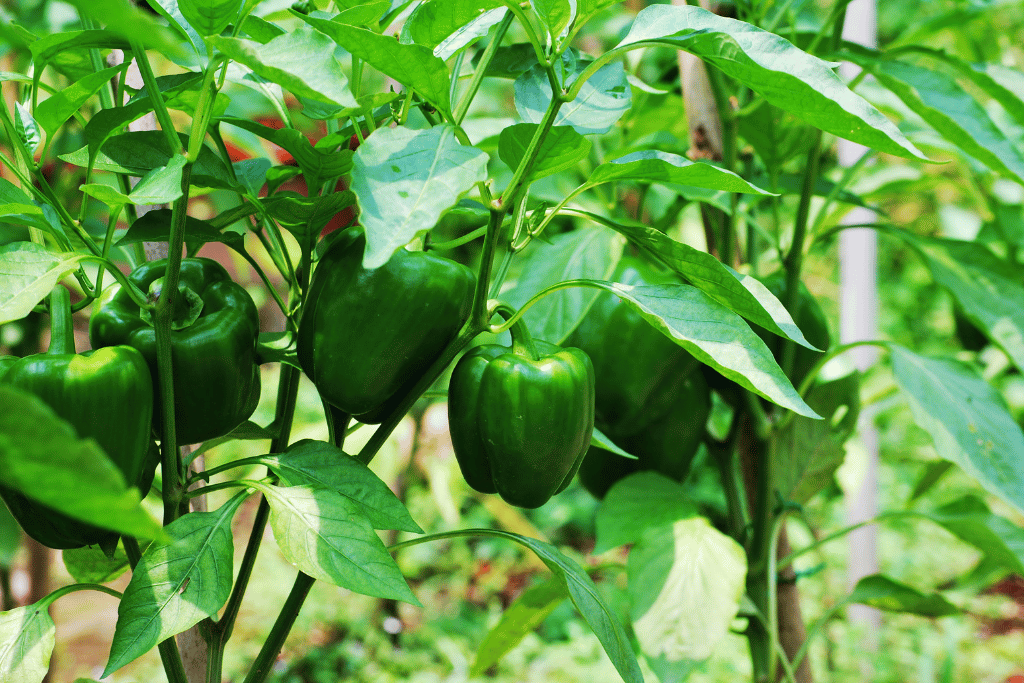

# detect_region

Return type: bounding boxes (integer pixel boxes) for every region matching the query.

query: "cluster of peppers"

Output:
[1,258,262,549]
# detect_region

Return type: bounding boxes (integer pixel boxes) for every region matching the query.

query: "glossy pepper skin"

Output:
[298,227,475,419]
[567,257,701,439]
[0,289,157,549]
[449,338,596,509]
[90,257,261,444]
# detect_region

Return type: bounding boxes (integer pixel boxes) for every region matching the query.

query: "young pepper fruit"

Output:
[298,227,475,421]
[0,287,157,549]
[89,257,262,444]
[448,314,596,509]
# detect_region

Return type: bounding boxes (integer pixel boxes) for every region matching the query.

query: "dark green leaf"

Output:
[926,495,1024,575]
[849,575,958,617]
[29,30,130,67]
[116,209,243,247]
[63,542,135,584]
[498,123,591,184]
[0,504,19,567]
[595,472,696,553]
[104,498,244,675]
[0,386,163,541]
[220,117,353,188]
[890,345,1024,515]
[178,0,240,37]
[402,0,503,53]
[590,426,635,460]
[909,460,955,503]
[478,43,539,79]
[34,64,125,138]
[260,440,422,533]
[264,191,356,241]
[615,5,926,160]
[516,60,631,135]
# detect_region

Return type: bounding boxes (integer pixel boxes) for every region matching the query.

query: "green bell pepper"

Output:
[448,317,596,509]
[89,257,262,444]
[298,227,475,419]
[0,287,157,549]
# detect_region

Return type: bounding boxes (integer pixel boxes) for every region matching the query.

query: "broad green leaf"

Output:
[926,495,1024,575]
[498,123,591,184]
[575,0,620,27]
[0,504,19,567]
[33,64,125,138]
[233,157,272,197]
[13,102,40,153]
[179,0,240,36]
[573,211,816,349]
[334,1,391,27]
[586,151,773,195]
[219,117,353,189]
[402,0,505,58]
[515,60,631,135]
[509,533,643,683]
[471,576,568,676]
[84,99,162,160]
[81,184,131,208]
[0,179,32,205]
[297,14,452,118]
[64,0,181,57]
[240,14,285,42]
[0,386,163,541]
[503,226,623,344]
[614,5,926,160]
[351,125,488,269]
[916,53,1024,133]
[848,575,958,617]
[260,440,422,533]
[533,0,574,38]
[263,191,356,241]
[600,281,818,417]
[908,235,1024,372]
[60,132,237,190]
[871,59,1024,184]
[259,484,420,604]
[104,499,243,675]
[115,209,243,247]
[590,426,634,460]
[909,460,955,503]
[0,602,55,683]
[774,372,860,505]
[29,30,130,67]
[209,27,358,108]
[890,345,1024,515]
[63,542,134,584]
[434,7,507,60]
[479,43,540,79]
[0,243,88,324]
[594,472,696,554]
[737,101,814,173]
[145,0,207,54]
[128,154,187,205]
[629,517,746,664]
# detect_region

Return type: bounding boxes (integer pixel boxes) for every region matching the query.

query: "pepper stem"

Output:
[494,303,539,361]
[47,286,75,355]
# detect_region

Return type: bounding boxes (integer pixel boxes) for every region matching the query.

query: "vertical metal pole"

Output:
[839,0,882,643]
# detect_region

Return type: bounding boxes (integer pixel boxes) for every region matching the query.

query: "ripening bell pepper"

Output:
[0,287,157,549]
[298,227,475,419]
[89,257,262,444]
[448,320,596,509]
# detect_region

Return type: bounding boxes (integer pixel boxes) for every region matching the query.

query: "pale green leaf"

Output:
[0,603,55,683]
[0,243,88,325]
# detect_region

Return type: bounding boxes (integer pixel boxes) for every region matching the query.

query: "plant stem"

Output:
[453,11,515,125]
[241,572,316,683]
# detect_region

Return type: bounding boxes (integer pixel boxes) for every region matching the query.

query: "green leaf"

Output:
[146,0,207,54]
[128,154,187,205]
[615,5,926,160]
[498,123,591,184]
[260,440,422,534]
[471,576,568,676]
[0,504,19,567]
[179,0,240,37]
[774,372,860,505]
[871,59,1024,184]
[402,0,505,58]
[333,1,391,27]
[60,131,237,190]
[115,209,243,247]
[296,14,452,118]
[81,184,131,208]
[0,602,55,683]
[594,472,696,554]
[590,426,635,460]
[890,345,1024,516]
[533,0,574,38]
[573,211,817,350]
[848,575,958,617]
[63,542,134,584]
[209,27,357,108]
[13,102,40,153]
[219,117,353,188]
[64,1,181,57]
[629,518,746,664]
[908,235,1024,372]
[586,151,774,195]
[264,191,356,241]
[258,484,420,604]
[29,30,130,67]
[604,281,819,417]
[33,64,125,139]
[478,43,539,79]
[926,495,1024,575]
[351,125,488,269]
[104,498,244,676]
[503,226,623,344]
[507,533,643,683]
[515,60,631,135]
[0,385,164,541]
[909,460,955,503]
[0,243,88,324]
